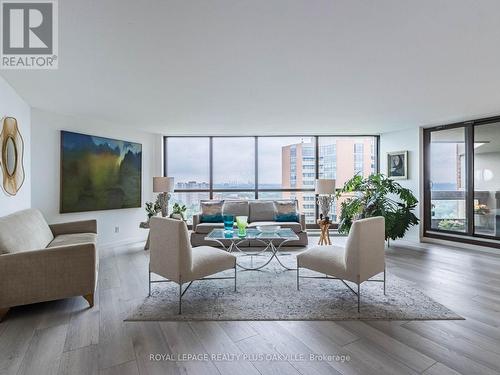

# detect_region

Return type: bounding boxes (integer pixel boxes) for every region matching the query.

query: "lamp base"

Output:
[317,195,334,220]
[156,192,170,217]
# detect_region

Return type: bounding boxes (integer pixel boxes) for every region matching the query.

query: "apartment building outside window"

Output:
[354,143,364,175]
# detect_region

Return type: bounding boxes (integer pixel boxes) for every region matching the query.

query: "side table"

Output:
[140,221,150,250]
[317,219,331,245]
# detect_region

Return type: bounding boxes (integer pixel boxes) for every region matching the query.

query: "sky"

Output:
[166,137,315,185]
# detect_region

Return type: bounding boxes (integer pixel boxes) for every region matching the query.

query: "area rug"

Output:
[126,253,462,321]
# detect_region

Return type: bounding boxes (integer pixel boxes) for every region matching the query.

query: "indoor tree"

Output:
[336,174,419,243]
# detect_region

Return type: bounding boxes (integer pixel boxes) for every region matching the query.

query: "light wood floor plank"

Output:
[99,360,139,375]
[17,324,68,375]
[58,345,98,375]
[236,334,302,375]
[189,321,261,375]
[160,322,220,375]
[127,321,180,375]
[368,321,499,375]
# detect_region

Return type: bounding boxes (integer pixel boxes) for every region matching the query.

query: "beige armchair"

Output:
[148,217,237,314]
[297,217,386,312]
[0,209,98,321]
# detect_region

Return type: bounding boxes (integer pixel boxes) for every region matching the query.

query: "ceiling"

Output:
[2,0,500,135]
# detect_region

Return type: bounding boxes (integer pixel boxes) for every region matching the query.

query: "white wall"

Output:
[379,127,421,242]
[31,108,162,246]
[0,76,31,216]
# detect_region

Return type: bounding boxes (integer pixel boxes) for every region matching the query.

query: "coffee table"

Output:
[205,228,299,271]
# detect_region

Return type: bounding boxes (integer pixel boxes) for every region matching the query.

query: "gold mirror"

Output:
[5,136,17,176]
[0,117,25,195]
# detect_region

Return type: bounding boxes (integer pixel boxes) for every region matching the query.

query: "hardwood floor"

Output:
[1,237,500,375]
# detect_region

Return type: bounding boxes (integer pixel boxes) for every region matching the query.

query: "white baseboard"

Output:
[98,236,146,249]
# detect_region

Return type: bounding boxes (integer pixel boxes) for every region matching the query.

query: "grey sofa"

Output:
[190,200,308,247]
[0,209,98,321]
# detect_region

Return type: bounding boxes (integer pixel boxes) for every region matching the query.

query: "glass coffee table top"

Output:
[205,228,299,271]
[205,228,298,241]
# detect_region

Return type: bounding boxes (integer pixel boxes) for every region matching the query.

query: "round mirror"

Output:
[5,136,17,176]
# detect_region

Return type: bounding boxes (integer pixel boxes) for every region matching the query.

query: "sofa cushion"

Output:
[249,201,276,222]
[223,201,249,217]
[274,201,299,222]
[195,223,225,234]
[0,209,54,254]
[47,233,97,248]
[248,221,303,234]
[200,201,224,223]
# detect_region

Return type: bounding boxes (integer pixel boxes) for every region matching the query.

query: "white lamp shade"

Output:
[315,179,336,194]
[153,177,174,193]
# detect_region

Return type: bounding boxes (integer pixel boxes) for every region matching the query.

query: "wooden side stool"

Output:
[317,219,332,245]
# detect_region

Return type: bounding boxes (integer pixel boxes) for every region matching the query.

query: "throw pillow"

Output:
[200,201,224,223]
[274,200,299,222]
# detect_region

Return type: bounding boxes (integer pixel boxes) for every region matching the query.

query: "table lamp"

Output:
[153,177,174,217]
[315,179,336,221]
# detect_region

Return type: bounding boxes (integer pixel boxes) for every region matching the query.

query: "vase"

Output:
[223,215,234,231]
[236,216,248,237]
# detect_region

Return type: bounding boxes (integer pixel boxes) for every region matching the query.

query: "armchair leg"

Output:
[83,293,94,308]
[179,282,182,315]
[383,267,386,295]
[0,308,10,322]
[296,266,300,291]
[357,284,360,313]
[148,267,151,296]
[234,265,237,292]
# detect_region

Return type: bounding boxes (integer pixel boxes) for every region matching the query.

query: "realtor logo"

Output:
[1,0,58,69]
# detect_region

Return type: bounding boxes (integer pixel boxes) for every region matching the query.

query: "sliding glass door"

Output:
[424,117,500,245]
[428,127,467,233]
[474,122,500,237]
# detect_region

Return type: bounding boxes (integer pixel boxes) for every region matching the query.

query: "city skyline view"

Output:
[166,136,377,224]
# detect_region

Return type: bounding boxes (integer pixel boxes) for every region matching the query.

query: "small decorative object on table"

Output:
[315,179,336,221]
[153,176,174,217]
[170,202,187,220]
[256,225,280,233]
[223,215,234,231]
[142,199,162,251]
[145,201,161,221]
[317,218,331,245]
[236,216,248,237]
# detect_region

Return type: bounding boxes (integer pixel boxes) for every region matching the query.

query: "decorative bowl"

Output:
[256,225,281,233]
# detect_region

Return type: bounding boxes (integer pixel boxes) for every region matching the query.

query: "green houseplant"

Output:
[337,174,419,242]
[145,201,161,221]
[170,203,187,220]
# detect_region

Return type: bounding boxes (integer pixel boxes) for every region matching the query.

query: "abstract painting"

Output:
[60,131,142,213]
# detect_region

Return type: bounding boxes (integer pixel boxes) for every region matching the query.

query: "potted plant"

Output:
[474,203,490,228]
[336,174,419,244]
[145,201,161,222]
[170,203,187,221]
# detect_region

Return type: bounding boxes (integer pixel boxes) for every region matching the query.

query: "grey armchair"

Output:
[148,217,237,314]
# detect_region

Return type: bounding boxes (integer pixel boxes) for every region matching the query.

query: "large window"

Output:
[424,117,500,246]
[319,137,376,221]
[165,136,379,226]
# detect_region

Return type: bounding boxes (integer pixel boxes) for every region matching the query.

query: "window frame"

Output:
[164,135,380,229]
[423,115,500,248]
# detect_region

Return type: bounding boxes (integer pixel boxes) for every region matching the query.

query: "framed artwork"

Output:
[60,131,142,213]
[387,151,408,180]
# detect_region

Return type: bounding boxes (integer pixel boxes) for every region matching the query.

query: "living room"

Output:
[1,1,500,374]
